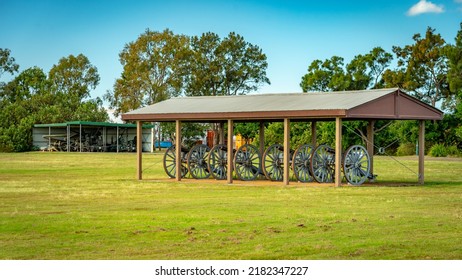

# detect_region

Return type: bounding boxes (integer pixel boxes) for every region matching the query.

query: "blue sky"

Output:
[1,0,461,102]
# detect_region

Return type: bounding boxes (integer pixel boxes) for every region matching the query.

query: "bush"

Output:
[429,144,447,157]
[447,145,460,156]
[429,144,460,157]
[396,143,416,156]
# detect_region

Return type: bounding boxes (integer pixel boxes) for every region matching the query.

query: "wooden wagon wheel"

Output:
[163,145,188,178]
[187,144,211,179]
[207,144,228,180]
[310,144,335,183]
[343,145,370,185]
[233,144,261,181]
[262,144,284,181]
[292,144,314,183]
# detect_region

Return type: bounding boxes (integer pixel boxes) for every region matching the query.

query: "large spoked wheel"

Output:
[292,144,314,183]
[343,145,370,185]
[263,144,284,181]
[234,144,261,181]
[163,145,188,178]
[187,144,211,179]
[311,144,335,183]
[262,144,284,181]
[208,144,228,180]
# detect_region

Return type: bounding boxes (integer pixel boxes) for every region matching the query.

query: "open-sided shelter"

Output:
[122,88,443,186]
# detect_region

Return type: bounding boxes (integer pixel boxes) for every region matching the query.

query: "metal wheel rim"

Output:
[292,144,314,183]
[310,144,335,183]
[233,144,261,181]
[208,144,228,180]
[343,144,370,185]
[187,144,211,179]
[263,144,284,181]
[163,145,188,178]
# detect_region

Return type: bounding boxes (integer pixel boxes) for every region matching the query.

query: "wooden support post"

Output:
[158,123,161,151]
[227,119,234,184]
[283,118,290,186]
[116,126,119,153]
[150,124,154,153]
[418,120,425,185]
[175,120,182,182]
[259,121,265,157]
[136,121,143,180]
[67,124,70,152]
[367,120,375,178]
[311,121,317,148]
[79,124,82,152]
[335,117,342,187]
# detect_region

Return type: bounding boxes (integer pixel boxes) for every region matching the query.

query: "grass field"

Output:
[0,152,461,260]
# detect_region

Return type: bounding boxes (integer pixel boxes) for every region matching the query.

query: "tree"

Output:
[105,29,190,117]
[234,122,259,143]
[0,54,107,152]
[446,23,462,99]
[187,32,270,96]
[392,27,449,109]
[0,67,49,151]
[48,54,102,121]
[187,31,270,144]
[346,47,393,90]
[301,48,392,92]
[445,22,462,146]
[300,56,348,92]
[0,48,19,78]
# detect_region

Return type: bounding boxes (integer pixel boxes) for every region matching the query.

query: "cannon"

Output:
[262,143,314,182]
[187,144,211,179]
[207,144,229,180]
[233,144,262,181]
[163,144,211,179]
[208,144,264,181]
[163,145,189,178]
[163,141,371,185]
[311,144,371,185]
[163,143,262,181]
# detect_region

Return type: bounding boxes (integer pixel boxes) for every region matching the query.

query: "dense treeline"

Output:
[0,52,108,151]
[105,29,270,145]
[1,23,462,155]
[292,24,462,156]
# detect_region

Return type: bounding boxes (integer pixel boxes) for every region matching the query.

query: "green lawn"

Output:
[0,152,461,259]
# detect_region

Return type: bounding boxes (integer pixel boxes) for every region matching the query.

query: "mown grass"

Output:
[0,152,461,260]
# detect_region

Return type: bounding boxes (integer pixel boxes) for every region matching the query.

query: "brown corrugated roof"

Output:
[122,88,443,122]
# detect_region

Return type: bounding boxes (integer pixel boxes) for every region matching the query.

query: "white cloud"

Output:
[407,0,445,16]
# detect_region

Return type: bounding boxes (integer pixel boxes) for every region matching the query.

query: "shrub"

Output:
[396,143,416,156]
[428,144,461,157]
[429,144,447,157]
[447,145,460,157]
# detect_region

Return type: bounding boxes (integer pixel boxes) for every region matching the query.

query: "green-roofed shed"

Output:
[33,121,155,152]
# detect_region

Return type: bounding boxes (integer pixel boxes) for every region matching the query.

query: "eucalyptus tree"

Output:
[48,54,105,122]
[446,23,462,100]
[300,56,348,92]
[186,31,270,144]
[347,47,393,90]
[0,48,19,78]
[392,27,449,109]
[105,29,190,117]
[186,31,270,97]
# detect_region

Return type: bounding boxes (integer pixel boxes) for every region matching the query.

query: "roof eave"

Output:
[122,109,348,122]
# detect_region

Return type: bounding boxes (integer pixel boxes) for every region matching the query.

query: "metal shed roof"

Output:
[122,88,443,122]
[34,121,154,128]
